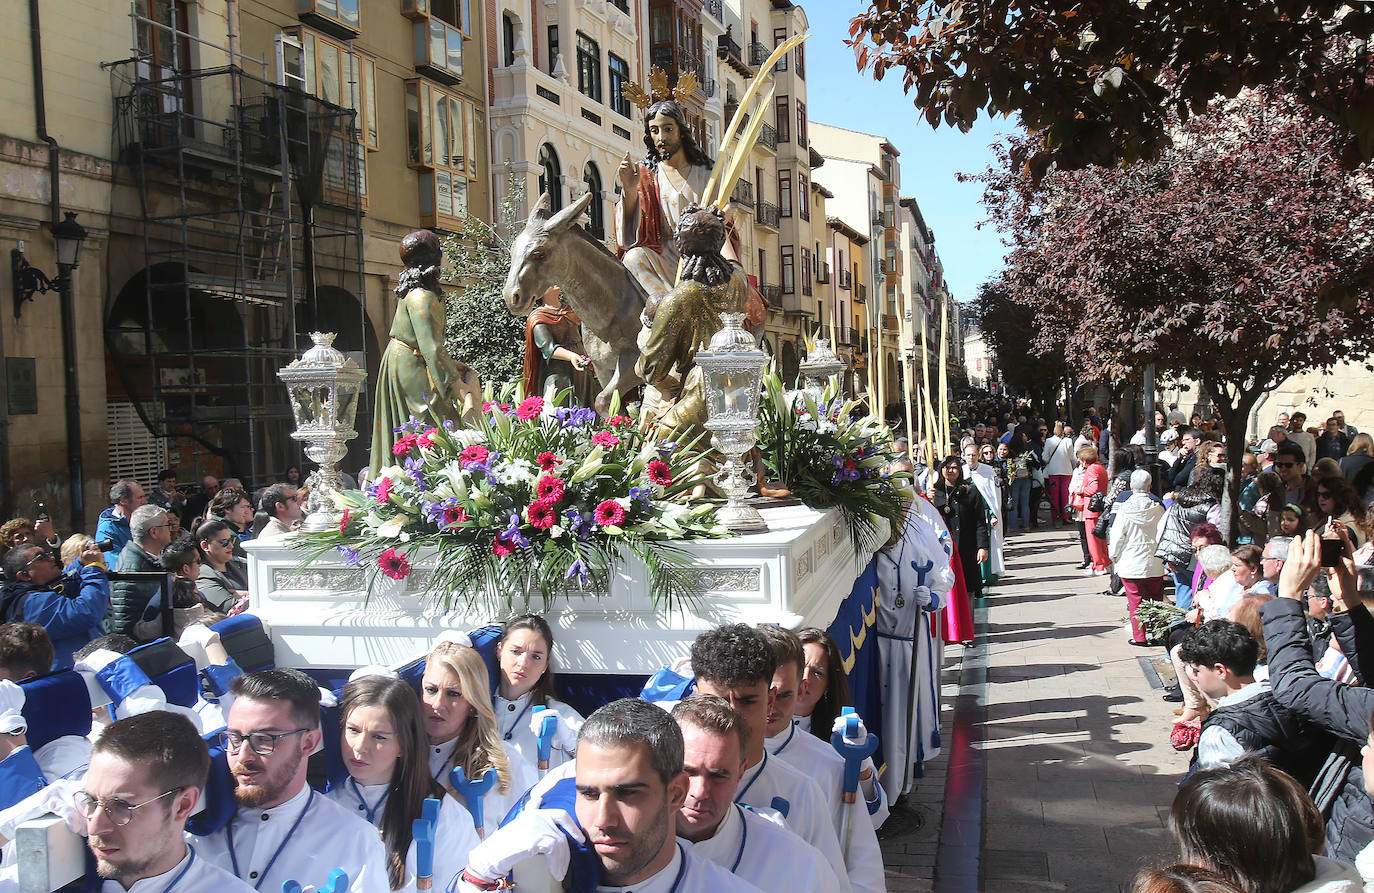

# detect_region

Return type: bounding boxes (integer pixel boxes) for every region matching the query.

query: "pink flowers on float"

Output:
[591,431,621,447]
[515,396,545,420]
[536,475,566,502]
[459,444,490,467]
[525,500,557,529]
[646,459,673,487]
[375,477,393,504]
[594,499,626,527]
[377,547,411,580]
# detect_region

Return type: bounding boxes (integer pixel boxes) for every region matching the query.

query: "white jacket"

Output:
[1042,436,1075,477]
[1291,854,1363,892]
[1107,493,1166,579]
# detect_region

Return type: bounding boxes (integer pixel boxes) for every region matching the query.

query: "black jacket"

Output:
[107,543,163,638]
[1169,453,1198,492]
[1199,688,1332,788]
[931,480,991,555]
[1261,598,1374,861]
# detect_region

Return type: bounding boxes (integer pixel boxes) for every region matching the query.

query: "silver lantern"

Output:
[797,338,847,401]
[695,312,769,532]
[278,332,367,533]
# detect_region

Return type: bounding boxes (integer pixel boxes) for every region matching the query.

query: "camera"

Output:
[93,538,114,552]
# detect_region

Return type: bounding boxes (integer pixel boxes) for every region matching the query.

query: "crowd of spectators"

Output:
[0,468,305,671]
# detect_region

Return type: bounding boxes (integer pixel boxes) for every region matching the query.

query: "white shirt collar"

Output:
[1215,679,1269,708]
[683,802,742,859]
[101,843,192,893]
[598,842,685,893]
[764,720,799,756]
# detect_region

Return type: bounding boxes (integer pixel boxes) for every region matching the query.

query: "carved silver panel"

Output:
[816,534,829,559]
[692,567,762,593]
[273,568,365,592]
[795,549,812,583]
[832,521,843,544]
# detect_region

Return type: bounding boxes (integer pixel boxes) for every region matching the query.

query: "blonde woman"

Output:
[1042,421,1077,525]
[421,640,537,832]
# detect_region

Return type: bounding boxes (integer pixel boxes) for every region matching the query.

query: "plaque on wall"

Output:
[6,357,36,415]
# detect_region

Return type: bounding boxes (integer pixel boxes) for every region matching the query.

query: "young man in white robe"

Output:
[83,711,254,892]
[672,695,845,893]
[450,697,763,893]
[758,626,886,893]
[688,625,852,889]
[192,668,389,893]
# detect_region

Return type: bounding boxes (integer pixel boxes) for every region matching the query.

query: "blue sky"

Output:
[802,2,1020,304]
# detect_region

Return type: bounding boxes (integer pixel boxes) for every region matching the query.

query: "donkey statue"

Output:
[502,192,647,415]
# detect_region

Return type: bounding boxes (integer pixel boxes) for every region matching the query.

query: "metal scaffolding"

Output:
[103,3,366,488]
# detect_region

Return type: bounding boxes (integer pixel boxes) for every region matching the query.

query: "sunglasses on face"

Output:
[1274,462,1296,469]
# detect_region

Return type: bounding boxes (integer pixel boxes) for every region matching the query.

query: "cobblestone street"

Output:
[879,523,1190,891]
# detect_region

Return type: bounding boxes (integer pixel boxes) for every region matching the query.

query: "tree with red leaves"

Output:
[847,1,1374,175]
[974,88,1374,536]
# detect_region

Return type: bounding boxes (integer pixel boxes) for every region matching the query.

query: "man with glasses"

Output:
[255,483,303,542]
[1261,537,1291,592]
[0,541,108,670]
[107,505,174,641]
[194,668,388,892]
[79,710,254,891]
[1272,443,1318,514]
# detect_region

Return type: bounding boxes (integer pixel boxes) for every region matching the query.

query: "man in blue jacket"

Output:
[0,543,110,670]
[94,479,147,567]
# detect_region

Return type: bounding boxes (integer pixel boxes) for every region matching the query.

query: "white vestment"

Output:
[872,497,951,795]
[731,752,852,893]
[765,724,886,893]
[493,693,584,773]
[192,783,390,893]
[964,462,1005,575]
[324,779,480,892]
[99,843,255,893]
[686,803,844,893]
[452,838,765,893]
[428,738,537,832]
[614,163,712,306]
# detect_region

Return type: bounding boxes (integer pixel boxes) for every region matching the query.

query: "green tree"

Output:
[441,172,528,385]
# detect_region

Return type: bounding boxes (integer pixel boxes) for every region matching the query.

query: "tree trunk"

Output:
[1216,391,1262,544]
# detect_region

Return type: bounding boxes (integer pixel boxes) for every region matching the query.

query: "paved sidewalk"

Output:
[879,523,1190,892]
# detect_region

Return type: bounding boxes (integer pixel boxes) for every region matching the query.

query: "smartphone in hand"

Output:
[1320,536,1343,568]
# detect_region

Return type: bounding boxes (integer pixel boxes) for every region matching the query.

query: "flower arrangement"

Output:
[299,386,729,610]
[756,368,914,554]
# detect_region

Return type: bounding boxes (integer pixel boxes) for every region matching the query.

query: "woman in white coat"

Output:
[1042,421,1077,525]
[963,442,1004,581]
[327,674,481,891]
[1108,469,1166,646]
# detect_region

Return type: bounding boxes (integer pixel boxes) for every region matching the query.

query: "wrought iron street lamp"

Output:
[279,332,367,533]
[11,212,86,319]
[695,312,768,532]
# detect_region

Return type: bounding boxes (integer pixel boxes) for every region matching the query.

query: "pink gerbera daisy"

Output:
[536,451,559,471]
[608,415,631,427]
[591,431,621,448]
[375,477,393,504]
[646,459,673,487]
[459,444,490,467]
[594,499,626,527]
[526,499,557,529]
[443,505,469,526]
[378,547,411,580]
[536,475,566,502]
[392,434,418,456]
[491,537,513,557]
[417,428,438,449]
[516,396,545,420]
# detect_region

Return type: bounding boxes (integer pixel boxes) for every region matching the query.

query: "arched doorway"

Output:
[538,143,563,212]
[780,340,801,387]
[582,162,604,240]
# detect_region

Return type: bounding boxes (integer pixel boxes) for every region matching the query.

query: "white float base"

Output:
[243,504,879,675]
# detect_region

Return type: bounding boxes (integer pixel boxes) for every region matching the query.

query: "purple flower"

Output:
[403,457,426,489]
[555,406,597,428]
[629,486,652,504]
[336,545,361,567]
[831,454,844,467]
[658,440,678,456]
[566,557,588,580]
[422,500,444,525]
[393,414,426,435]
[831,471,842,486]
[498,513,529,549]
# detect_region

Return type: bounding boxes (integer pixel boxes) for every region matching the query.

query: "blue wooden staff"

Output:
[450,765,498,837]
[532,705,558,775]
[413,796,441,890]
[830,705,879,859]
[281,868,348,893]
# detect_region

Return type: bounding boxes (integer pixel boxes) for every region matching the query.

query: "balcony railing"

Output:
[718,34,746,69]
[749,42,771,67]
[730,179,754,207]
[838,269,852,290]
[705,0,723,21]
[815,262,830,284]
[757,123,777,152]
[723,100,739,123]
[755,200,780,229]
[760,284,782,305]
[702,78,716,98]
[857,283,867,301]
[801,279,813,296]
[871,210,885,227]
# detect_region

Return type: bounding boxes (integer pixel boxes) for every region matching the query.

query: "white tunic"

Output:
[34,736,91,782]
[730,752,851,893]
[324,779,480,892]
[614,163,712,305]
[872,497,949,795]
[765,725,886,893]
[100,843,255,893]
[192,782,389,893]
[493,693,583,773]
[964,462,1005,575]
[427,738,537,832]
[686,803,843,893]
